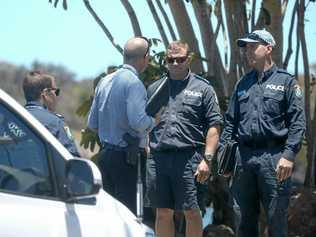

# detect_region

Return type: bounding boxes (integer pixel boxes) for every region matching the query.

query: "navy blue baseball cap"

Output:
[237,29,276,47]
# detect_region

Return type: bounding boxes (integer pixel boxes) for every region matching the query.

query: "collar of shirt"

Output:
[253,64,277,82]
[121,64,139,77]
[262,64,277,80]
[25,101,45,109]
[168,69,191,82]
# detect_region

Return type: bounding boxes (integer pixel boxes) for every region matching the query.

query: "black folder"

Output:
[216,140,238,176]
[146,77,169,117]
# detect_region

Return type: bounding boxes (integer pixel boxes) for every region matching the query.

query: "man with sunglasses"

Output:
[23,71,80,157]
[88,37,158,215]
[221,29,305,236]
[146,41,223,237]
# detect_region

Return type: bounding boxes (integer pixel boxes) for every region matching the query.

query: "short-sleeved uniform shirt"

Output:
[149,72,223,151]
[25,101,80,157]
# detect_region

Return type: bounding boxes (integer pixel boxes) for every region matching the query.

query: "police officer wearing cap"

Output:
[221,30,306,237]
[23,71,80,157]
[147,41,223,237]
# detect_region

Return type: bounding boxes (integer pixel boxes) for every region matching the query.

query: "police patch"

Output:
[294,84,303,98]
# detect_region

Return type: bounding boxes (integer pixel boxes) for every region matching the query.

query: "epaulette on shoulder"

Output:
[193,74,210,85]
[54,113,64,119]
[277,69,294,77]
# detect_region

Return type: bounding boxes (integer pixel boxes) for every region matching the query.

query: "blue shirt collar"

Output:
[25,101,46,109]
[121,64,139,76]
[262,64,277,79]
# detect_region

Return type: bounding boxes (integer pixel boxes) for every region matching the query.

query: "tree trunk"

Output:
[120,0,142,36]
[191,0,226,98]
[146,0,169,48]
[168,0,204,74]
[297,0,313,187]
[262,0,283,66]
[223,0,249,94]
[155,0,177,41]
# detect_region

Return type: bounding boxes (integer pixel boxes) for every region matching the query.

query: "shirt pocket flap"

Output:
[183,97,202,106]
[238,92,249,102]
[263,92,284,101]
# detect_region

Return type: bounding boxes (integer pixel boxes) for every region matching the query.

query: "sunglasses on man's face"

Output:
[166,56,188,64]
[44,88,60,96]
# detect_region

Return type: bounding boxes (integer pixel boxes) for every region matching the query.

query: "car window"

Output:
[0,103,54,197]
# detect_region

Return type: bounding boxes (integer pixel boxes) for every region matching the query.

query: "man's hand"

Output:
[276,157,294,182]
[194,159,210,183]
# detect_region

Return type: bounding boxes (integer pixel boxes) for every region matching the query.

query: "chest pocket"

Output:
[181,96,202,120]
[262,92,285,117]
[237,92,250,117]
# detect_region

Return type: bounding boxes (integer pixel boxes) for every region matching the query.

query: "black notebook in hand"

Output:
[216,140,238,176]
[146,77,169,117]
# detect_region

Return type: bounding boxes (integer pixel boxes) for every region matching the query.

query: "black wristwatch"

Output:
[204,154,214,165]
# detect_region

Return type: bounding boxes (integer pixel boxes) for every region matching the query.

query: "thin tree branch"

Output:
[283,1,298,69]
[298,0,313,187]
[281,0,289,23]
[214,16,222,41]
[294,9,300,80]
[120,0,142,36]
[251,0,256,31]
[155,0,177,41]
[83,0,123,55]
[147,0,169,48]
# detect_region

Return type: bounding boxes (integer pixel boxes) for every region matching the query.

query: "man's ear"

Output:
[187,53,193,65]
[266,45,273,54]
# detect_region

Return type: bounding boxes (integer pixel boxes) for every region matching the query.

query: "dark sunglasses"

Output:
[44,87,60,96]
[166,56,188,64]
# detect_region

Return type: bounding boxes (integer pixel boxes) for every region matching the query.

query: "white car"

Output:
[0,89,155,237]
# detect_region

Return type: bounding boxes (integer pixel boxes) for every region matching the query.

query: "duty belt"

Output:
[240,139,285,149]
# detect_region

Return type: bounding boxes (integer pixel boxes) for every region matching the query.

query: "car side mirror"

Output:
[65,158,102,201]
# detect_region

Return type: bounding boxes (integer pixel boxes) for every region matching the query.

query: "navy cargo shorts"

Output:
[146,148,204,210]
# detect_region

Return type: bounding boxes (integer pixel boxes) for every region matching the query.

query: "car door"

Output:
[0,93,109,237]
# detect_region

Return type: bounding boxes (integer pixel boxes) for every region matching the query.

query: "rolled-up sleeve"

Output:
[220,85,238,144]
[87,87,99,131]
[282,79,306,161]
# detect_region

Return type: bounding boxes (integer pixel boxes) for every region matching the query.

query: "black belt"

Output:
[153,146,202,153]
[240,139,285,149]
[102,142,146,153]
[102,142,126,151]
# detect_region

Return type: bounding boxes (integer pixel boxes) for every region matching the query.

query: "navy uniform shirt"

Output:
[25,101,80,157]
[221,64,306,161]
[149,72,223,151]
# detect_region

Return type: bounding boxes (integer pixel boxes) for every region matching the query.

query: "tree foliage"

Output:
[49,0,316,187]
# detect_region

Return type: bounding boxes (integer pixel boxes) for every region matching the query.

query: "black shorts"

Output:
[146,149,204,210]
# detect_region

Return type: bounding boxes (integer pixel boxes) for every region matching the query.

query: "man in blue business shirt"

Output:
[23,71,80,157]
[87,37,157,214]
[221,30,305,237]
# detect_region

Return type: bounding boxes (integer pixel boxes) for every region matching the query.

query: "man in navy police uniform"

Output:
[22,71,80,157]
[221,30,306,237]
[147,41,223,237]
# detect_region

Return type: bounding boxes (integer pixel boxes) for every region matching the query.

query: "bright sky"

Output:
[1,0,315,80]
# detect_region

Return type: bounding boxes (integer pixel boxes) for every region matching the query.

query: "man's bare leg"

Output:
[155,208,174,237]
[184,209,203,237]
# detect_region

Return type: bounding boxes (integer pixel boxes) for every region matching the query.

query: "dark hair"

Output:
[23,71,54,101]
